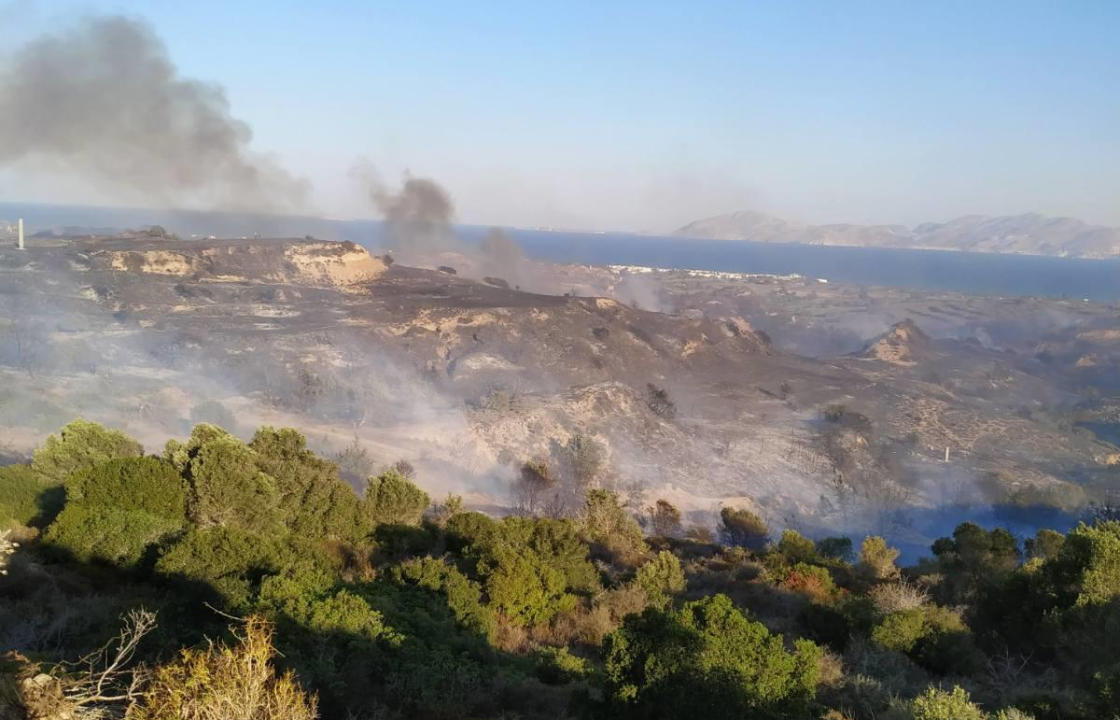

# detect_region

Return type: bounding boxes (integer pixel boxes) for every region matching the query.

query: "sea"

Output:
[3,202,1120,302]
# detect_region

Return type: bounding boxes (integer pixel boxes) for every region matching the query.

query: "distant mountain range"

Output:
[673,211,1120,258]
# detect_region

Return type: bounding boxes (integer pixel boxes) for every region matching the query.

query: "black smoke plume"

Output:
[0,15,308,210]
[371,174,456,253]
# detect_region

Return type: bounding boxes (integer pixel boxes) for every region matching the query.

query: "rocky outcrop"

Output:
[280,242,386,287]
[861,319,934,365]
[107,249,200,276]
[95,239,386,290]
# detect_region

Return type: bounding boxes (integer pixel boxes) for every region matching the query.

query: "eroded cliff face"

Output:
[94,239,386,290]
[107,249,200,276]
[279,242,386,287]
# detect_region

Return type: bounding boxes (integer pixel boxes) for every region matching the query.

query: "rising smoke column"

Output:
[358,165,550,289]
[0,15,308,210]
[371,174,456,254]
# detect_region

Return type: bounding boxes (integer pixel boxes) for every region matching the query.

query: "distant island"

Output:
[674,210,1120,259]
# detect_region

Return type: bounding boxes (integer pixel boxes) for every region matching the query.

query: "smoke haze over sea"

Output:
[3,202,1119,301]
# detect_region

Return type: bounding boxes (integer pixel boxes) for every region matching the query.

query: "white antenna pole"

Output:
[17,218,24,250]
[944,446,950,463]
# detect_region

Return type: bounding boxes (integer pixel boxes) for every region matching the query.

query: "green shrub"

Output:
[43,457,189,567]
[31,420,143,484]
[604,594,819,718]
[914,605,982,675]
[719,506,770,550]
[0,464,60,528]
[393,556,495,640]
[508,517,600,593]
[534,645,588,684]
[868,604,982,675]
[45,504,182,567]
[163,423,231,471]
[185,435,282,534]
[155,526,286,609]
[258,570,393,642]
[1057,521,1120,606]
[581,489,647,566]
[365,469,429,526]
[799,602,851,651]
[461,516,598,627]
[993,710,1035,720]
[1025,528,1065,561]
[871,608,926,652]
[909,685,986,720]
[250,427,372,542]
[917,625,983,676]
[778,529,817,564]
[67,457,187,519]
[816,536,854,562]
[444,511,498,552]
[485,541,578,625]
[858,536,900,583]
[932,522,1021,603]
[635,550,686,608]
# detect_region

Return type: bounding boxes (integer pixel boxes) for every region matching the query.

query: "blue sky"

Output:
[4,1,1119,231]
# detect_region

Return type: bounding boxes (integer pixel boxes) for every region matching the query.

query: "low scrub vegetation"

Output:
[0,419,1118,719]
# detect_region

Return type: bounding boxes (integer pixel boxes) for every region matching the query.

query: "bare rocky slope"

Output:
[674,210,1120,258]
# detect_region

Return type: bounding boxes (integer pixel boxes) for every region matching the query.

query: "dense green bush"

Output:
[869,603,981,675]
[43,457,188,567]
[778,529,818,564]
[719,506,770,550]
[871,608,926,652]
[1025,528,1065,561]
[816,536,854,562]
[393,556,496,640]
[534,645,589,684]
[250,427,374,542]
[365,468,429,526]
[260,568,392,641]
[908,685,986,720]
[184,434,283,533]
[1056,521,1120,606]
[45,503,183,567]
[67,457,187,518]
[0,464,58,528]
[473,517,599,626]
[932,522,1020,603]
[634,550,686,608]
[155,526,287,608]
[604,594,820,719]
[9,419,1120,720]
[31,419,143,483]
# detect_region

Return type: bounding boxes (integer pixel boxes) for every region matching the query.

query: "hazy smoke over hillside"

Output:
[363,170,546,290]
[371,174,456,253]
[0,15,308,210]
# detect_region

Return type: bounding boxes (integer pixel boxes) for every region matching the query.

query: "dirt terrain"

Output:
[1,234,1117,549]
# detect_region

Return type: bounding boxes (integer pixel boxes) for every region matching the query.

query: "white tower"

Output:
[17,218,23,250]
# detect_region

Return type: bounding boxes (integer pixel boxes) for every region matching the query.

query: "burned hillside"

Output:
[0,234,1116,546]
